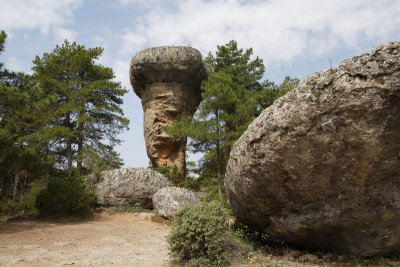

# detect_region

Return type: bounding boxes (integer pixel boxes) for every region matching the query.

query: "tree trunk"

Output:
[216,142,223,202]
[77,110,84,170]
[1,175,8,200]
[12,173,20,201]
[215,109,223,202]
[66,112,73,170]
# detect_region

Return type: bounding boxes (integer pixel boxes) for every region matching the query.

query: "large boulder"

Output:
[130,46,211,177]
[152,186,200,219]
[225,42,400,257]
[89,168,172,208]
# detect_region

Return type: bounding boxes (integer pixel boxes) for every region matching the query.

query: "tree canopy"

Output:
[31,40,129,172]
[0,34,129,205]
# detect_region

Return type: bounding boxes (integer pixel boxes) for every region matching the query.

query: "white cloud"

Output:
[53,27,77,43]
[4,56,30,73]
[118,0,167,9]
[119,0,400,64]
[112,59,131,88]
[0,0,82,35]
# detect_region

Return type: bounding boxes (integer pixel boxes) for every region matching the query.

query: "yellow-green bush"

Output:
[168,201,230,266]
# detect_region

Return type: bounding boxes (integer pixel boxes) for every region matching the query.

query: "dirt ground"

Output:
[1,212,399,267]
[0,212,170,266]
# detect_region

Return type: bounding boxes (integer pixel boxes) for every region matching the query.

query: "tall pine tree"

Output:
[167,72,254,200]
[32,40,129,172]
[0,31,48,200]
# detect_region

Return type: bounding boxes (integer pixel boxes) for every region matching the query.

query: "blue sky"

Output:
[1,0,399,168]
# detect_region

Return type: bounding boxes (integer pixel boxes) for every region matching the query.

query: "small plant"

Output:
[378,76,385,84]
[35,168,97,216]
[328,59,337,74]
[311,89,322,104]
[168,201,231,266]
[313,113,323,121]
[280,126,295,137]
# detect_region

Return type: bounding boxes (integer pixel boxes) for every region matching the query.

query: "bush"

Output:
[168,201,230,266]
[0,179,46,218]
[155,165,183,185]
[35,169,97,216]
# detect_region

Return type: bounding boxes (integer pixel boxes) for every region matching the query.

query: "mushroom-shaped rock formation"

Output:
[130,46,211,176]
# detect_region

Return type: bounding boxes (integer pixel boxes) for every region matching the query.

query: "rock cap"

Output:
[130,46,212,98]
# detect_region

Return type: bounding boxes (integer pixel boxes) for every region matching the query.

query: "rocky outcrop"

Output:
[88,168,172,208]
[130,46,211,177]
[225,42,400,257]
[152,186,200,219]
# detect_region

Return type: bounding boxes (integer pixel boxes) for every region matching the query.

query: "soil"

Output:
[1,212,399,267]
[0,212,170,266]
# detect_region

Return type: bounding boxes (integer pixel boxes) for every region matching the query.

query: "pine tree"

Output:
[167,72,254,201]
[205,40,265,91]
[0,31,48,200]
[32,40,129,172]
[166,40,299,202]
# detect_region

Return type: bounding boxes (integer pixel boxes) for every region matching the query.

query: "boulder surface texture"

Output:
[152,186,200,219]
[225,42,400,257]
[91,168,172,208]
[130,46,211,176]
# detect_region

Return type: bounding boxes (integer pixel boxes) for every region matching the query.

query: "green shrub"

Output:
[168,201,230,266]
[0,179,46,218]
[155,165,183,185]
[35,169,97,216]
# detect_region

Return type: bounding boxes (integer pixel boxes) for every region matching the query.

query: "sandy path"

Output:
[0,212,170,266]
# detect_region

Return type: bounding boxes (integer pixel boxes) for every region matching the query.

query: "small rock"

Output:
[284,255,295,261]
[152,186,200,219]
[298,253,319,263]
[287,250,302,258]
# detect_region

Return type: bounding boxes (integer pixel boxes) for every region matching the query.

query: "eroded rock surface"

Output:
[152,186,200,219]
[225,42,400,257]
[130,46,211,176]
[88,168,172,208]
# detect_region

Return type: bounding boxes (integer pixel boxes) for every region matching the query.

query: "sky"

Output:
[0,0,399,168]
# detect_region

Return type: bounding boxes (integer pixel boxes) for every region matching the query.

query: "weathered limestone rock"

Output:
[88,168,172,208]
[130,46,211,176]
[152,186,200,219]
[225,42,400,257]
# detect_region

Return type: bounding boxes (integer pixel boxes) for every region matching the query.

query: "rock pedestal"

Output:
[130,46,211,176]
[225,42,400,257]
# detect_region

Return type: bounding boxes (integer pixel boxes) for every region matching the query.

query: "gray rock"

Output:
[152,186,200,219]
[89,168,172,208]
[130,46,211,177]
[225,42,400,257]
[298,254,319,263]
